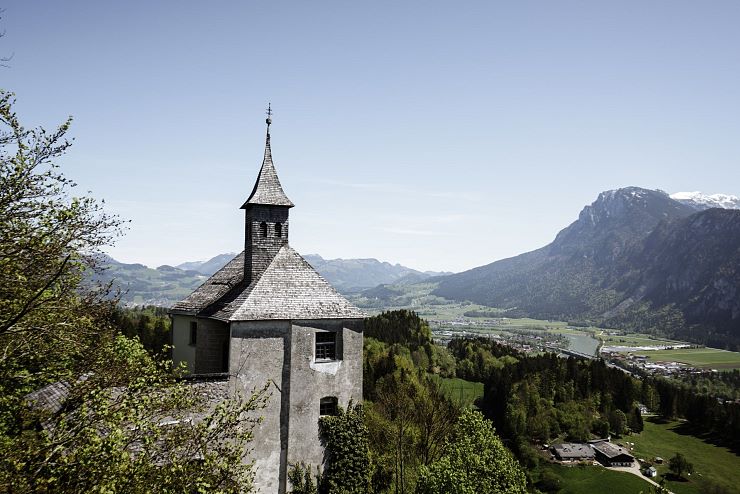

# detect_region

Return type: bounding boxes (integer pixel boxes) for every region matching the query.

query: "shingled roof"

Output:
[170,252,245,314]
[241,132,294,208]
[229,246,364,321]
[171,247,364,321]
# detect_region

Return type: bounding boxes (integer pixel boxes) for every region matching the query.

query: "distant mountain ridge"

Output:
[99,252,445,306]
[433,187,740,349]
[175,253,237,276]
[302,254,451,292]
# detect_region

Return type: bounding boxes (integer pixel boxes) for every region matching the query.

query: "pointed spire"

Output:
[241,104,294,209]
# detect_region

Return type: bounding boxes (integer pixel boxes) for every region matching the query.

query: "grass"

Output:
[431,376,483,408]
[644,348,740,370]
[629,419,740,494]
[599,332,683,347]
[539,464,652,494]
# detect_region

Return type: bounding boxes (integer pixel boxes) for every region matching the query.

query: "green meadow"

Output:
[645,348,740,370]
[630,419,740,494]
[539,464,652,494]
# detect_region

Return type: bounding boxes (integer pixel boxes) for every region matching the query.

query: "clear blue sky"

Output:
[3,1,739,272]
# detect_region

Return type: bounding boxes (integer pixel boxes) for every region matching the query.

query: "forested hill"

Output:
[433,187,740,349]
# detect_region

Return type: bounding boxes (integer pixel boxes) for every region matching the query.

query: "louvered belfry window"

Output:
[315,332,336,361]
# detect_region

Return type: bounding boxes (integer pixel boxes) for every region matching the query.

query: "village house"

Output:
[551,443,595,462]
[591,440,635,467]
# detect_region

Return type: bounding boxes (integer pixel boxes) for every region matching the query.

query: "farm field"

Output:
[539,464,652,494]
[644,348,740,370]
[629,419,740,494]
[599,332,684,347]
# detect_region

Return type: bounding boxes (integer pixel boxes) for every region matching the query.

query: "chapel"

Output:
[170,108,364,493]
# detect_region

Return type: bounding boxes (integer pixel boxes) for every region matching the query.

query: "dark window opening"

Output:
[315,332,336,361]
[259,221,267,237]
[221,340,229,373]
[189,321,197,346]
[275,222,282,237]
[320,396,338,416]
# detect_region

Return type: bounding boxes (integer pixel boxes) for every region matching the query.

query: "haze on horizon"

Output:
[3,1,739,273]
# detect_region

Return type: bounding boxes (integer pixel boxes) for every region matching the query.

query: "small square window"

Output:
[189,321,197,346]
[315,332,336,361]
[320,396,338,416]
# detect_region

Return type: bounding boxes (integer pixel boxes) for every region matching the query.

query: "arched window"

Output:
[259,221,267,237]
[275,222,282,237]
[320,396,338,416]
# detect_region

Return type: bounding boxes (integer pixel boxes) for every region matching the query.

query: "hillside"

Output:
[97,253,445,306]
[433,187,740,349]
[94,256,207,307]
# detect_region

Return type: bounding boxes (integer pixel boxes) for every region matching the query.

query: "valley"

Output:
[349,282,740,375]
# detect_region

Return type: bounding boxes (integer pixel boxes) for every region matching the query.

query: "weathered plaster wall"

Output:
[286,319,363,476]
[230,320,291,493]
[227,318,363,493]
[171,315,196,374]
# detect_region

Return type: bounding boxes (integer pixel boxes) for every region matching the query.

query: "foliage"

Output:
[668,452,693,480]
[366,353,460,492]
[365,310,431,349]
[288,463,318,494]
[447,337,519,382]
[480,347,643,454]
[112,305,171,356]
[3,334,268,493]
[415,409,527,494]
[0,89,122,388]
[647,375,740,449]
[318,401,371,494]
[0,92,265,492]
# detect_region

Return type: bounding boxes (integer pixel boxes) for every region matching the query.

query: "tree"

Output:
[288,463,318,494]
[0,91,267,492]
[371,367,420,494]
[629,406,644,433]
[668,452,694,480]
[414,376,459,466]
[415,409,527,494]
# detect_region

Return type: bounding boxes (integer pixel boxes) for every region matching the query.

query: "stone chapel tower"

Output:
[170,108,364,493]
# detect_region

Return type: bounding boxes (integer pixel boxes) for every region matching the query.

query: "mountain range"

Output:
[433,187,740,349]
[98,253,447,307]
[101,187,740,348]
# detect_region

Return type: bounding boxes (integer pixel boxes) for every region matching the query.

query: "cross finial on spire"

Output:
[265,103,272,131]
